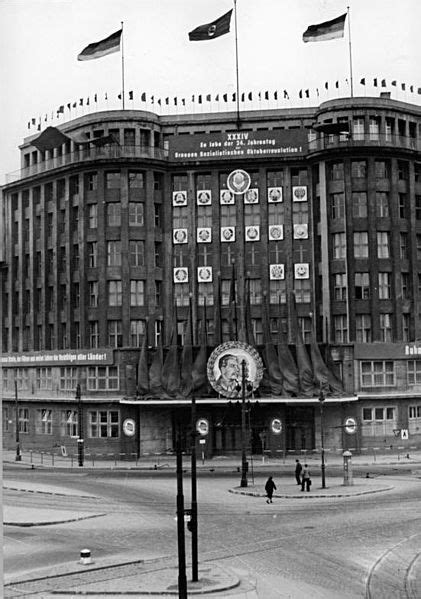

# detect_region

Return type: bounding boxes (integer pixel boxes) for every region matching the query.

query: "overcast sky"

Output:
[0,0,419,182]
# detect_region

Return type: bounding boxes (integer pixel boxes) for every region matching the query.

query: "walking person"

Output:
[301,464,311,492]
[295,459,303,485]
[265,475,277,503]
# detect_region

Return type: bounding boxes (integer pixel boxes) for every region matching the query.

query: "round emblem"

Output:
[293,187,306,200]
[271,418,282,434]
[207,341,264,398]
[123,418,136,437]
[196,418,209,436]
[344,417,357,434]
[227,169,251,195]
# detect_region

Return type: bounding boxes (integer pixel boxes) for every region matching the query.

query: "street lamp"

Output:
[76,384,84,467]
[15,380,21,462]
[319,386,326,489]
[237,359,252,488]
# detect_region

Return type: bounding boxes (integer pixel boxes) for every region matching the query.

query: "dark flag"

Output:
[192,299,209,393]
[402,83,406,91]
[78,29,122,61]
[273,91,278,100]
[162,308,181,397]
[128,91,133,100]
[137,322,149,395]
[299,90,303,99]
[188,9,233,41]
[276,295,299,396]
[373,78,378,87]
[213,274,222,346]
[149,322,164,396]
[325,81,329,90]
[244,279,256,347]
[391,80,397,86]
[310,333,344,396]
[180,301,193,397]
[290,293,315,397]
[283,90,289,99]
[228,262,238,340]
[223,93,228,102]
[141,92,146,102]
[261,294,283,396]
[305,89,310,97]
[206,94,211,101]
[381,79,386,87]
[360,78,365,85]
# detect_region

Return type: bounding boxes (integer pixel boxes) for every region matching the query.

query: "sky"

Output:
[0,0,420,183]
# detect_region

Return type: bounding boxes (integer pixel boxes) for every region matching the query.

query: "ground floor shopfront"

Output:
[5,394,421,460]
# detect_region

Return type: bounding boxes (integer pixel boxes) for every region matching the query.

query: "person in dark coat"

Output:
[265,476,277,503]
[295,459,303,485]
[301,464,311,492]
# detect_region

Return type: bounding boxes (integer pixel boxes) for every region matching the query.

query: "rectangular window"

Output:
[198,282,214,306]
[88,321,99,348]
[330,162,344,181]
[407,362,421,386]
[130,280,145,306]
[355,272,370,299]
[352,192,367,218]
[333,315,348,343]
[88,410,120,438]
[129,202,144,226]
[415,196,421,221]
[107,203,121,226]
[378,272,391,299]
[369,117,380,140]
[108,280,122,306]
[106,172,121,189]
[36,367,53,390]
[399,193,407,219]
[249,279,262,305]
[380,313,393,342]
[18,408,29,433]
[400,233,409,260]
[85,173,97,191]
[60,410,78,437]
[130,319,146,346]
[129,240,144,267]
[356,314,371,343]
[129,171,144,188]
[88,204,97,228]
[351,160,367,178]
[330,193,345,219]
[353,117,364,140]
[361,361,394,387]
[294,279,311,303]
[333,232,346,259]
[401,272,410,300]
[354,231,369,258]
[108,320,123,347]
[377,232,390,258]
[59,367,78,391]
[89,281,98,307]
[402,313,410,342]
[333,274,347,300]
[87,242,97,268]
[87,366,119,391]
[375,160,389,179]
[35,409,53,434]
[107,241,122,266]
[361,404,396,436]
[408,404,421,434]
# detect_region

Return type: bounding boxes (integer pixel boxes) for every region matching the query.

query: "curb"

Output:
[228,485,394,498]
[4,513,105,527]
[4,485,95,498]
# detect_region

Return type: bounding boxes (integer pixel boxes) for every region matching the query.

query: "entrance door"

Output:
[285,406,315,451]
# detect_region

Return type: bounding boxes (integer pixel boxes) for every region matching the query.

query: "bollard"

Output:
[79,548,92,565]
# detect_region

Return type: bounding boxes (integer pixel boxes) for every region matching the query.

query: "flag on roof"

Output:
[77,29,122,61]
[303,13,346,42]
[188,9,233,41]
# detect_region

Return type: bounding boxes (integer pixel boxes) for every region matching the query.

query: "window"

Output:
[89,281,98,307]
[369,117,380,140]
[399,193,408,219]
[333,233,346,259]
[298,317,312,343]
[380,313,393,342]
[400,233,409,260]
[129,202,144,226]
[356,314,371,343]
[106,172,121,189]
[361,405,396,436]
[130,319,146,346]
[107,241,122,266]
[35,409,53,434]
[354,232,368,258]
[353,117,364,140]
[130,280,145,306]
[402,313,410,342]
[129,240,144,267]
[108,320,123,347]
[87,242,97,267]
[59,367,78,390]
[330,162,344,180]
[401,272,410,300]
[408,404,421,434]
[18,408,29,433]
[108,280,122,306]
[36,367,53,390]
[154,242,162,267]
[85,172,97,191]
[333,315,348,343]
[174,283,189,307]
[249,279,262,305]
[361,361,394,387]
[60,410,78,436]
[198,283,214,306]
[88,321,99,348]
[352,192,367,218]
[129,171,144,188]
[88,204,97,228]
[3,406,10,432]
[416,196,421,221]
[333,274,347,300]
[155,281,162,307]
[375,160,389,178]
[330,193,345,219]
[124,129,136,146]
[269,280,286,304]
[87,366,119,390]
[377,232,390,258]
[355,272,370,299]
[417,235,421,260]
[107,203,121,226]
[378,272,391,299]
[154,203,162,228]
[398,161,409,181]
[351,161,366,178]
[88,410,120,438]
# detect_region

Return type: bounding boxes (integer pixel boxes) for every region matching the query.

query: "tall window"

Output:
[375,160,389,179]
[400,233,409,260]
[129,240,144,267]
[36,367,53,390]
[129,202,144,225]
[87,366,119,390]
[87,242,97,267]
[333,232,346,259]
[89,281,98,307]
[356,314,371,343]
[59,368,78,390]
[88,321,99,348]
[401,272,410,300]
[129,171,144,188]
[330,193,345,219]
[108,280,122,306]
[18,408,30,433]
[334,315,348,343]
[108,320,123,347]
[107,241,122,266]
[249,279,262,305]
[35,409,53,434]
[377,232,390,258]
[369,117,380,140]
[402,313,410,342]
[361,406,396,436]
[130,319,146,346]
[380,313,393,342]
[399,193,408,219]
[333,274,347,300]
[330,162,344,181]
[106,172,121,189]
[354,232,369,258]
[351,160,367,178]
[353,117,364,140]
[378,272,391,299]
[352,192,367,218]
[130,280,145,306]
[355,272,370,299]
[107,203,121,226]
[60,410,78,436]
[407,361,421,385]
[88,204,97,228]
[361,361,394,387]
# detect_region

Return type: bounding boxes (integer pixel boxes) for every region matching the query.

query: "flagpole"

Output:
[233,0,240,128]
[121,21,126,109]
[347,7,354,98]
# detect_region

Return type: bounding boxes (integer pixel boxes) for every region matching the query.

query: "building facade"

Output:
[2,95,421,460]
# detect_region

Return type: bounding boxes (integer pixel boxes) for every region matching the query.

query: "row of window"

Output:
[3,407,119,438]
[333,272,411,301]
[4,366,119,392]
[330,191,421,220]
[360,360,421,387]
[333,314,406,344]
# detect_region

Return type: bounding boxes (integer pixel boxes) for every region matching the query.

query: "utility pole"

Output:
[190,394,198,581]
[76,384,84,467]
[176,428,187,598]
[15,380,21,461]
[240,359,248,487]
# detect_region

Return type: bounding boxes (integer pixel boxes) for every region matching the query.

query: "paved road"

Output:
[4,464,421,597]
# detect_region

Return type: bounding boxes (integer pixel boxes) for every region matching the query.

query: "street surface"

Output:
[3,461,421,598]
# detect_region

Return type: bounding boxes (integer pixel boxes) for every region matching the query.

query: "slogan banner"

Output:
[169,129,308,162]
[1,349,114,367]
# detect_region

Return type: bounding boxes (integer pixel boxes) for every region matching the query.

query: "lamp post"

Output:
[190,393,198,582]
[319,387,326,489]
[239,359,248,488]
[15,380,21,462]
[76,383,84,467]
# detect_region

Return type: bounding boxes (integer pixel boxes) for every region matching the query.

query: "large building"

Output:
[2,95,421,460]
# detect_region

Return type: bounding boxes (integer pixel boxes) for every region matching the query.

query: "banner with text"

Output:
[1,349,114,367]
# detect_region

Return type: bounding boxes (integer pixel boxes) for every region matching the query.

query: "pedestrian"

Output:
[295,459,302,485]
[301,464,311,492]
[265,475,277,503]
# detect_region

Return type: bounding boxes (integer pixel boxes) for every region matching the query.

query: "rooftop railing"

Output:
[308,132,420,153]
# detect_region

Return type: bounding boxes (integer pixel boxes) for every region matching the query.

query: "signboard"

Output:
[169,129,308,162]
[196,418,209,436]
[207,341,264,398]
[227,169,251,194]
[401,429,409,440]
[271,418,283,434]
[344,417,357,434]
[123,418,136,437]
[0,349,114,367]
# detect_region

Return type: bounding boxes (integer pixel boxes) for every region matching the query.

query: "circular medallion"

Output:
[344,417,357,435]
[271,418,283,434]
[227,169,251,195]
[196,418,209,436]
[207,341,264,398]
[123,418,136,437]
